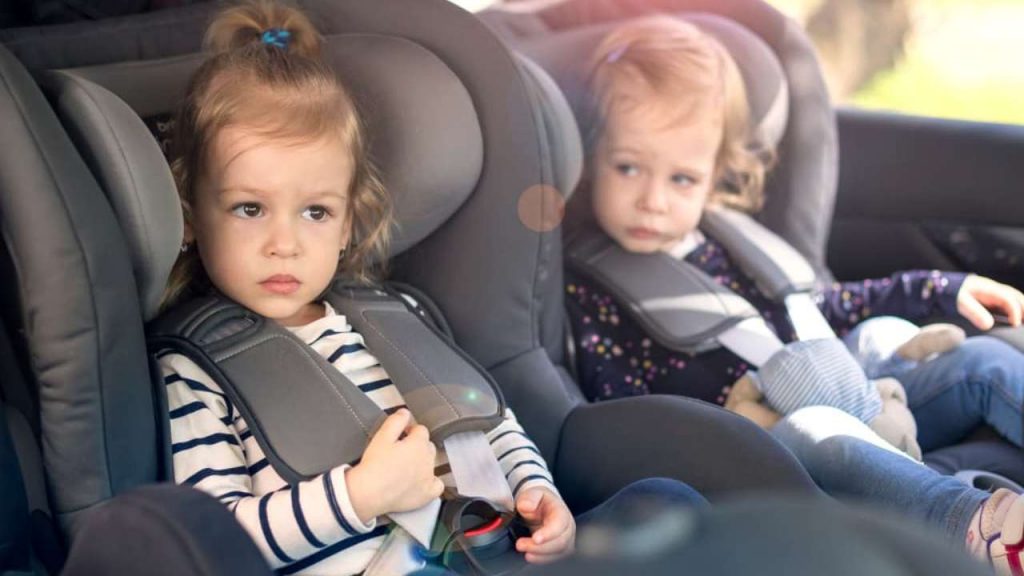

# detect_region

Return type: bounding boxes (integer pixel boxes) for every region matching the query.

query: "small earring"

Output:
[180,241,190,253]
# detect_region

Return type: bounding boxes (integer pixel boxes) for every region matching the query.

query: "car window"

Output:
[770,0,1024,125]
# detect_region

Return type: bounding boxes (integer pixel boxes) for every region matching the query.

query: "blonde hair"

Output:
[161,0,391,310]
[583,16,770,214]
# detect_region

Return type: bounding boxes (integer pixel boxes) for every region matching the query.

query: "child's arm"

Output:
[815,270,968,334]
[486,410,574,564]
[485,409,558,498]
[163,354,386,571]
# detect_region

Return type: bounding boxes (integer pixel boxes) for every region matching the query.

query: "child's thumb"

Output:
[517,490,541,516]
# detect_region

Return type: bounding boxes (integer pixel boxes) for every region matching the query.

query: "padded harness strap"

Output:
[567,207,837,366]
[566,231,759,355]
[702,206,835,341]
[148,296,384,485]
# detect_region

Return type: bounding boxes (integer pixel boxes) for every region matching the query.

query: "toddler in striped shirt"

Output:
[155,1,573,572]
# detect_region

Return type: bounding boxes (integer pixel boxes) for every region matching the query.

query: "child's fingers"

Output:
[403,423,430,443]
[1003,288,1023,325]
[515,489,544,520]
[959,295,995,331]
[373,409,412,444]
[521,529,574,563]
[530,509,572,545]
[1014,288,1024,325]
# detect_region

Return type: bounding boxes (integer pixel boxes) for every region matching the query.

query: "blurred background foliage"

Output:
[769,0,1024,125]
[462,0,1024,125]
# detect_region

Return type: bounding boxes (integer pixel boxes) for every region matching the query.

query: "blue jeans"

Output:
[772,406,989,542]
[899,336,1024,450]
[576,478,708,526]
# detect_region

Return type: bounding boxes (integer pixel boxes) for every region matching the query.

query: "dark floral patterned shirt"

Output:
[565,235,967,405]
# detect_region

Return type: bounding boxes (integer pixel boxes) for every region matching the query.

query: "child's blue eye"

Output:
[231,203,263,218]
[302,206,330,222]
[671,173,696,187]
[615,163,639,177]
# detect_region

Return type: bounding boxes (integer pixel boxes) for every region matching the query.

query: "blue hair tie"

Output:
[261,28,292,49]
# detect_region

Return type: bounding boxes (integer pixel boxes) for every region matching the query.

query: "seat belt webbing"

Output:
[784,292,836,341]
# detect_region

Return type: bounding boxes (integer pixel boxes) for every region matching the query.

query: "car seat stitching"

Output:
[357,309,461,420]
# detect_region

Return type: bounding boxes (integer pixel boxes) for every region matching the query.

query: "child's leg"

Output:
[899,335,1024,450]
[575,478,709,528]
[771,406,988,543]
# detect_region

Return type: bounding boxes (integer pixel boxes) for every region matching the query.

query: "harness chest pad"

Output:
[329,286,506,441]
[148,287,505,485]
[566,232,760,355]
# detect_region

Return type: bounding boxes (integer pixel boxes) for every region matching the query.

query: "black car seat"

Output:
[0,0,819,553]
[479,0,1024,487]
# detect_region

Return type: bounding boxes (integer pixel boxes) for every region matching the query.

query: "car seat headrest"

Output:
[518,12,789,151]
[513,53,583,200]
[44,34,484,320]
[684,13,788,150]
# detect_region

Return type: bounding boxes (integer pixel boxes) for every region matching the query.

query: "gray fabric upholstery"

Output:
[514,53,584,201]
[0,44,158,532]
[684,13,788,149]
[44,70,182,321]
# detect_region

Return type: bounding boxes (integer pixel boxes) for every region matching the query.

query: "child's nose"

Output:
[637,182,669,213]
[265,217,301,258]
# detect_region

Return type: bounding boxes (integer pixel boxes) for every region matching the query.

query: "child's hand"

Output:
[515,487,575,564]
[346,409,443,523]
[957,275,1024,330]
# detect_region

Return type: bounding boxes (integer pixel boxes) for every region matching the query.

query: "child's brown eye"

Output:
[231,203,263,218]
[302,206,330,222]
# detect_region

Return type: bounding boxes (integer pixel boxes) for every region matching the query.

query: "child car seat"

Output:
[480,0,1024,486]
[0,0,818,550]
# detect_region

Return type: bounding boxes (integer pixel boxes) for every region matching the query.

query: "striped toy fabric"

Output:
[751,338,882,423]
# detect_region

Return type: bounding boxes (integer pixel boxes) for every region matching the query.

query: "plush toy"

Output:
[722,324,962,461]
[847,317,965,379]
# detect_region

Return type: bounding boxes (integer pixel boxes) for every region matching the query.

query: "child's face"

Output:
[591,92,722,253]
[188,126,352,326]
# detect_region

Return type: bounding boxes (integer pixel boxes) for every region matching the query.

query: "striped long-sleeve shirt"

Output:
[161,302,556,575]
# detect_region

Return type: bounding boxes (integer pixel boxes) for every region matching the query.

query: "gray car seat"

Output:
[479,0,1024,486]
[0,0,820,558]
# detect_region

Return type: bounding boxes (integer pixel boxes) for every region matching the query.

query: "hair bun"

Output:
[204,0,322,58]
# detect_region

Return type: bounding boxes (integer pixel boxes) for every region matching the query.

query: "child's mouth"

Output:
[261,275,301,295]
[626,227,659,240]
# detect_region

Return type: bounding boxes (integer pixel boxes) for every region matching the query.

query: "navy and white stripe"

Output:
[163,302,555,574]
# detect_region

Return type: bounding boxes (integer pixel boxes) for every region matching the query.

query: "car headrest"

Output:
[517,12,789,150]
[513,52,584,201]
[43,34,485,320]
